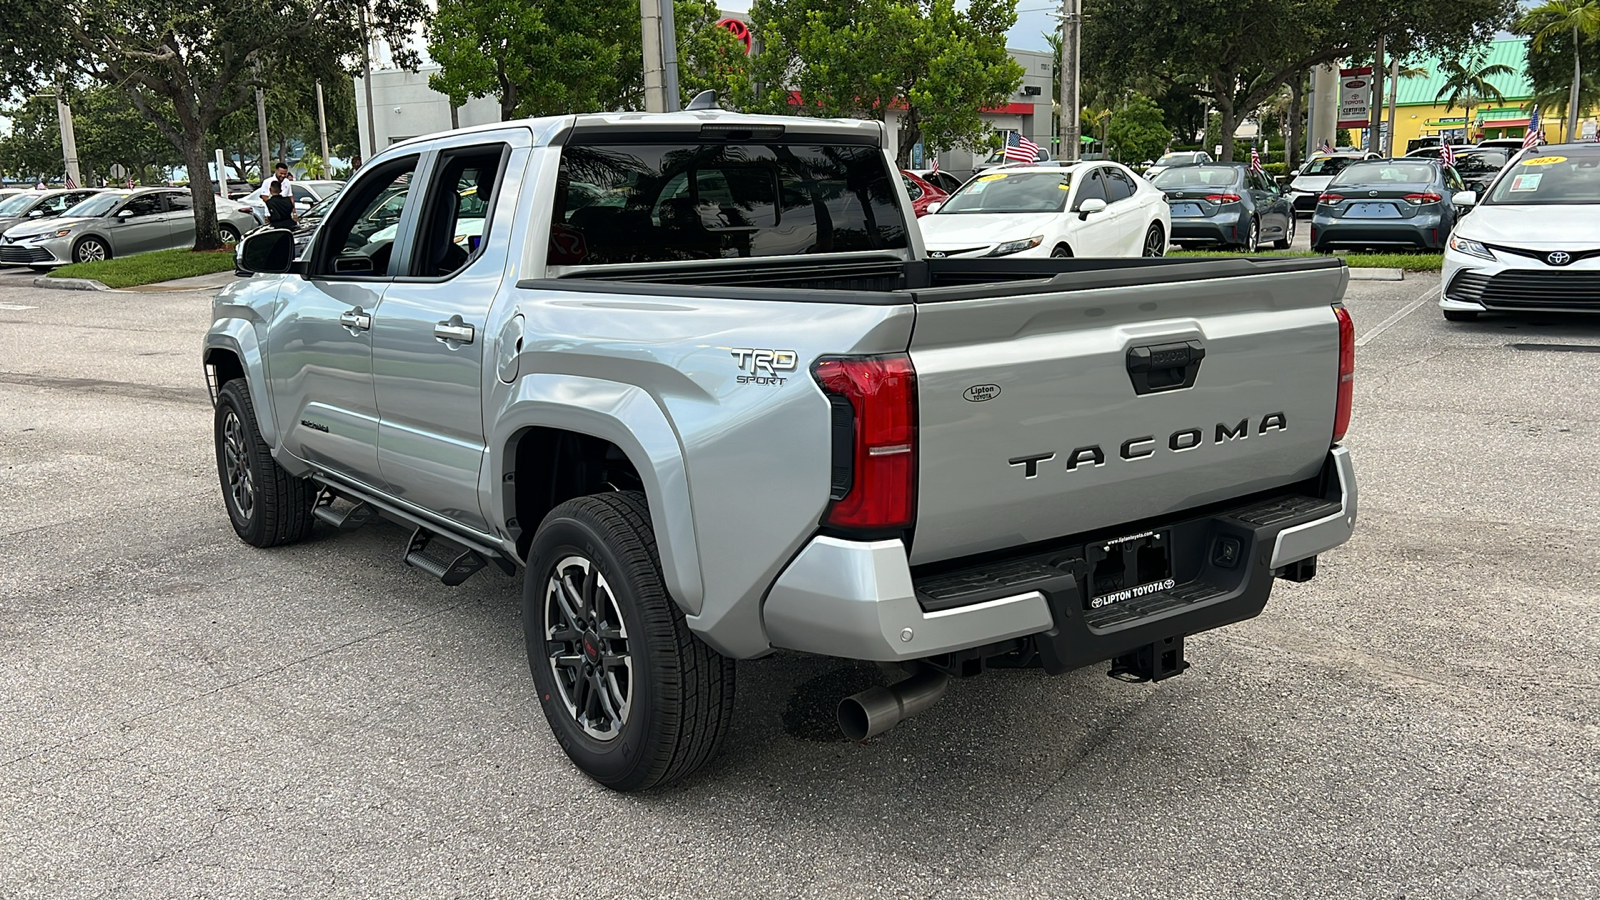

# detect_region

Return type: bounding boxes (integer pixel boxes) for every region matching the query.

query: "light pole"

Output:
[1056,0,1081,162]
[54,91,81,187]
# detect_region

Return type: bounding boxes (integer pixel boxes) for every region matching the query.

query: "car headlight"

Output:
[1448,234,1494,261]
[988,235,1044,257]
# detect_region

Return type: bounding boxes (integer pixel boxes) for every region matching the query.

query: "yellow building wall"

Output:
[1388,102,1592,149]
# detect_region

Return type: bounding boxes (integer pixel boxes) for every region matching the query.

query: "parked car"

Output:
[904,168,963,194]
[1287,152,1382,214]
[1309,158,1466,252]
[213,109,1355,790]
[1142,150,1214,180]
[919,162,1169,258]
[0,189,104,249]
[0,188,258,268]
[1475,138,1529,152]
[1441,142,1600,321]
[1450,148,1514,196]
[900,170,949,217]
[1153,163,1296,250]
[245,178,345,224]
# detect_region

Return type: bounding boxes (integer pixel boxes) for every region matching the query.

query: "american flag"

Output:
[1320,139,1334,154]
[126,176,135,189]
[1523,106,1543,149]
[931,156,939,175]
[1003,132,1041,164]
[64,175,77,189]
[1249,146,1264,174]
[1440,142,1455,168]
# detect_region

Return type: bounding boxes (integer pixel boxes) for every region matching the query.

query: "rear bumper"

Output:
[1311,212,1447,249]
[763,446,1357,665]
[1170,213,1248,244]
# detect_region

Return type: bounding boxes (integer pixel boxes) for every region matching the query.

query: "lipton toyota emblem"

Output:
[1547,251,1573,266]
[1368,190,1378,197]
[929,250,947,258]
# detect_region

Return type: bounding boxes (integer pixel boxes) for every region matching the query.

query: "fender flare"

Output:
[490,374,704,616]
[203,319,278,447]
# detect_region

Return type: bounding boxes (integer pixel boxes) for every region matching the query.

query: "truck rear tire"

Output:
[213,378,315,547]
[524,491,735,791]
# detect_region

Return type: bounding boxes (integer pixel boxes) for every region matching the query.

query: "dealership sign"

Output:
[1338,66,1373,129]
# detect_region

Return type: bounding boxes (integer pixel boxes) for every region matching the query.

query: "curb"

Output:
[1347,268,1405,281]
[32,275,110,292]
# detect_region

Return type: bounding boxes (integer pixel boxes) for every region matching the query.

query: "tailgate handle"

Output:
[1126,341,1205,394]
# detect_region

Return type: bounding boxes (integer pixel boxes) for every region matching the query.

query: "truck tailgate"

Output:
[906,259,1348,565]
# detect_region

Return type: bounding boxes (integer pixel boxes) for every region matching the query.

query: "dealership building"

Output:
[354,16,1058,178]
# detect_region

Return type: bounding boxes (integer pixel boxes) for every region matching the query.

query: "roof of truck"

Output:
[388,109,888,154]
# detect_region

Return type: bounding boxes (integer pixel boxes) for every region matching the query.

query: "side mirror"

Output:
[26,209,44,218]
[116,208,135,219]
[236,227,296,274]
[1078,198,1107,220]
[1453,191,1478,208]
[925,201,943,215]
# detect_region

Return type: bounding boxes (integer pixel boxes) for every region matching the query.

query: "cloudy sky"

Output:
[715,1,1059,52]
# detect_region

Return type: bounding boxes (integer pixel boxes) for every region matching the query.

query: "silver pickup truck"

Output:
[206,110,1357,791]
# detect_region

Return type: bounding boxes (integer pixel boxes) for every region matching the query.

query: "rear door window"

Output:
[1103,168,1135,202]
[549,142,909,266]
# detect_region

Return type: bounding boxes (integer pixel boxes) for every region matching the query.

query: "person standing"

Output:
[265,181,296,229]
[257,162,295,206]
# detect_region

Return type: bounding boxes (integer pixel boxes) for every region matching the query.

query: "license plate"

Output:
[1086,530,1173,610]
[1169,202,1202,217]
[1346,202,1400,218]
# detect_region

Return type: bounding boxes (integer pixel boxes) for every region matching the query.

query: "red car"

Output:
[901,169,949,217]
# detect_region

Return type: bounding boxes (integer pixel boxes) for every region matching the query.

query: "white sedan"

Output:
[1441,142,1600,322]
[918,162,1169,259]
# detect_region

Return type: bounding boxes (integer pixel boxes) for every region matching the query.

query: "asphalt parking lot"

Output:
[2,266,1597,898]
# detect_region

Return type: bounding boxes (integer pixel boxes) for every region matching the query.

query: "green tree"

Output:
[0,0,424,250]
[1084,0,1515,160]
[676,0,754,109]
[1518,0,1600,138]
[426,0,641,120]
[1433,52,1515,140]
[73,85,180,184]
[0,96,62,181]
[750,0,1024,166]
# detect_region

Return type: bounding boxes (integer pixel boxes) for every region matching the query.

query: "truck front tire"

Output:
[524,491,735,791]
[213,379,315,547]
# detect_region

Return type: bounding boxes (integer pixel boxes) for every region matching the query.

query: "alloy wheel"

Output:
[221,409,255,522]
[1246,220,1259,252]
[544,555,633,741]
[1143,225,1164,257]
[76,240,107,263]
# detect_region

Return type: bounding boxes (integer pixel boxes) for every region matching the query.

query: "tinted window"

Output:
[122,195,163,217]
[1152,165,1243,188]
[410,145,505,278]
[1076,168,1109,208]
[1155,153,1199,166]
[166,193,193,211]
[938,171,1073,214]
[1103,167,1135,202]
[901,175,923,201]
[550,143,909,266]
[1454,150,1508,175]
[1486,150,1600,205]
[1332,162,1437,185]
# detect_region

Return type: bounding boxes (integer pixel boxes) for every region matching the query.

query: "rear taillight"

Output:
[812,354,917,532]
[1333,306,1354,443]
[1403,192,1443,205]
[1205,193,1242,204]
[1318,193,1344,205]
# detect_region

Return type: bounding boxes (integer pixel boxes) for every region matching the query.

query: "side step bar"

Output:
[309,477,518,586]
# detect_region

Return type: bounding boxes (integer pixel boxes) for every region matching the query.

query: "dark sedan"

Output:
[1153,163,1295,251]
[1451,148,1512,196]
[1310,159,1468,251]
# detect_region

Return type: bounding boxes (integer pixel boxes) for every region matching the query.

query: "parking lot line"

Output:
[1356,284,1440,347]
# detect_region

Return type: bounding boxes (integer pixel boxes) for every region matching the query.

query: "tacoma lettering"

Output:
[1012,412,1287,478]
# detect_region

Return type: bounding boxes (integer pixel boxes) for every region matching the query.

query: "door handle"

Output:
[339,308,371,331]
[434,316,475,344]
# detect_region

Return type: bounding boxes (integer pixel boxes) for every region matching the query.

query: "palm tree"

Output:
[1518,0,1600,140]
[1531,71,1600,125]
[1435,53,1516,141]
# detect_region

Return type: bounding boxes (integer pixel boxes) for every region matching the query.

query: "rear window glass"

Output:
[549,143,909,266]
[1332,162,1436,184]
[1152,165,1241,188]
[1301,156,1360,176]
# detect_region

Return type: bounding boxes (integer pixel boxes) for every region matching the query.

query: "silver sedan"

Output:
[0,188,259,268]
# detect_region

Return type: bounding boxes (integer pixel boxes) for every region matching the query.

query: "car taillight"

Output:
[1333,306,1354,443]
[1403,192,1442,205]
[1318,193,1344,205]
[812,354,917,532]
[1205,193,1242,204]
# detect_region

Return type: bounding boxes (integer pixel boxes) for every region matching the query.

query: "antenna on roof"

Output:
[686,90,721,111]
